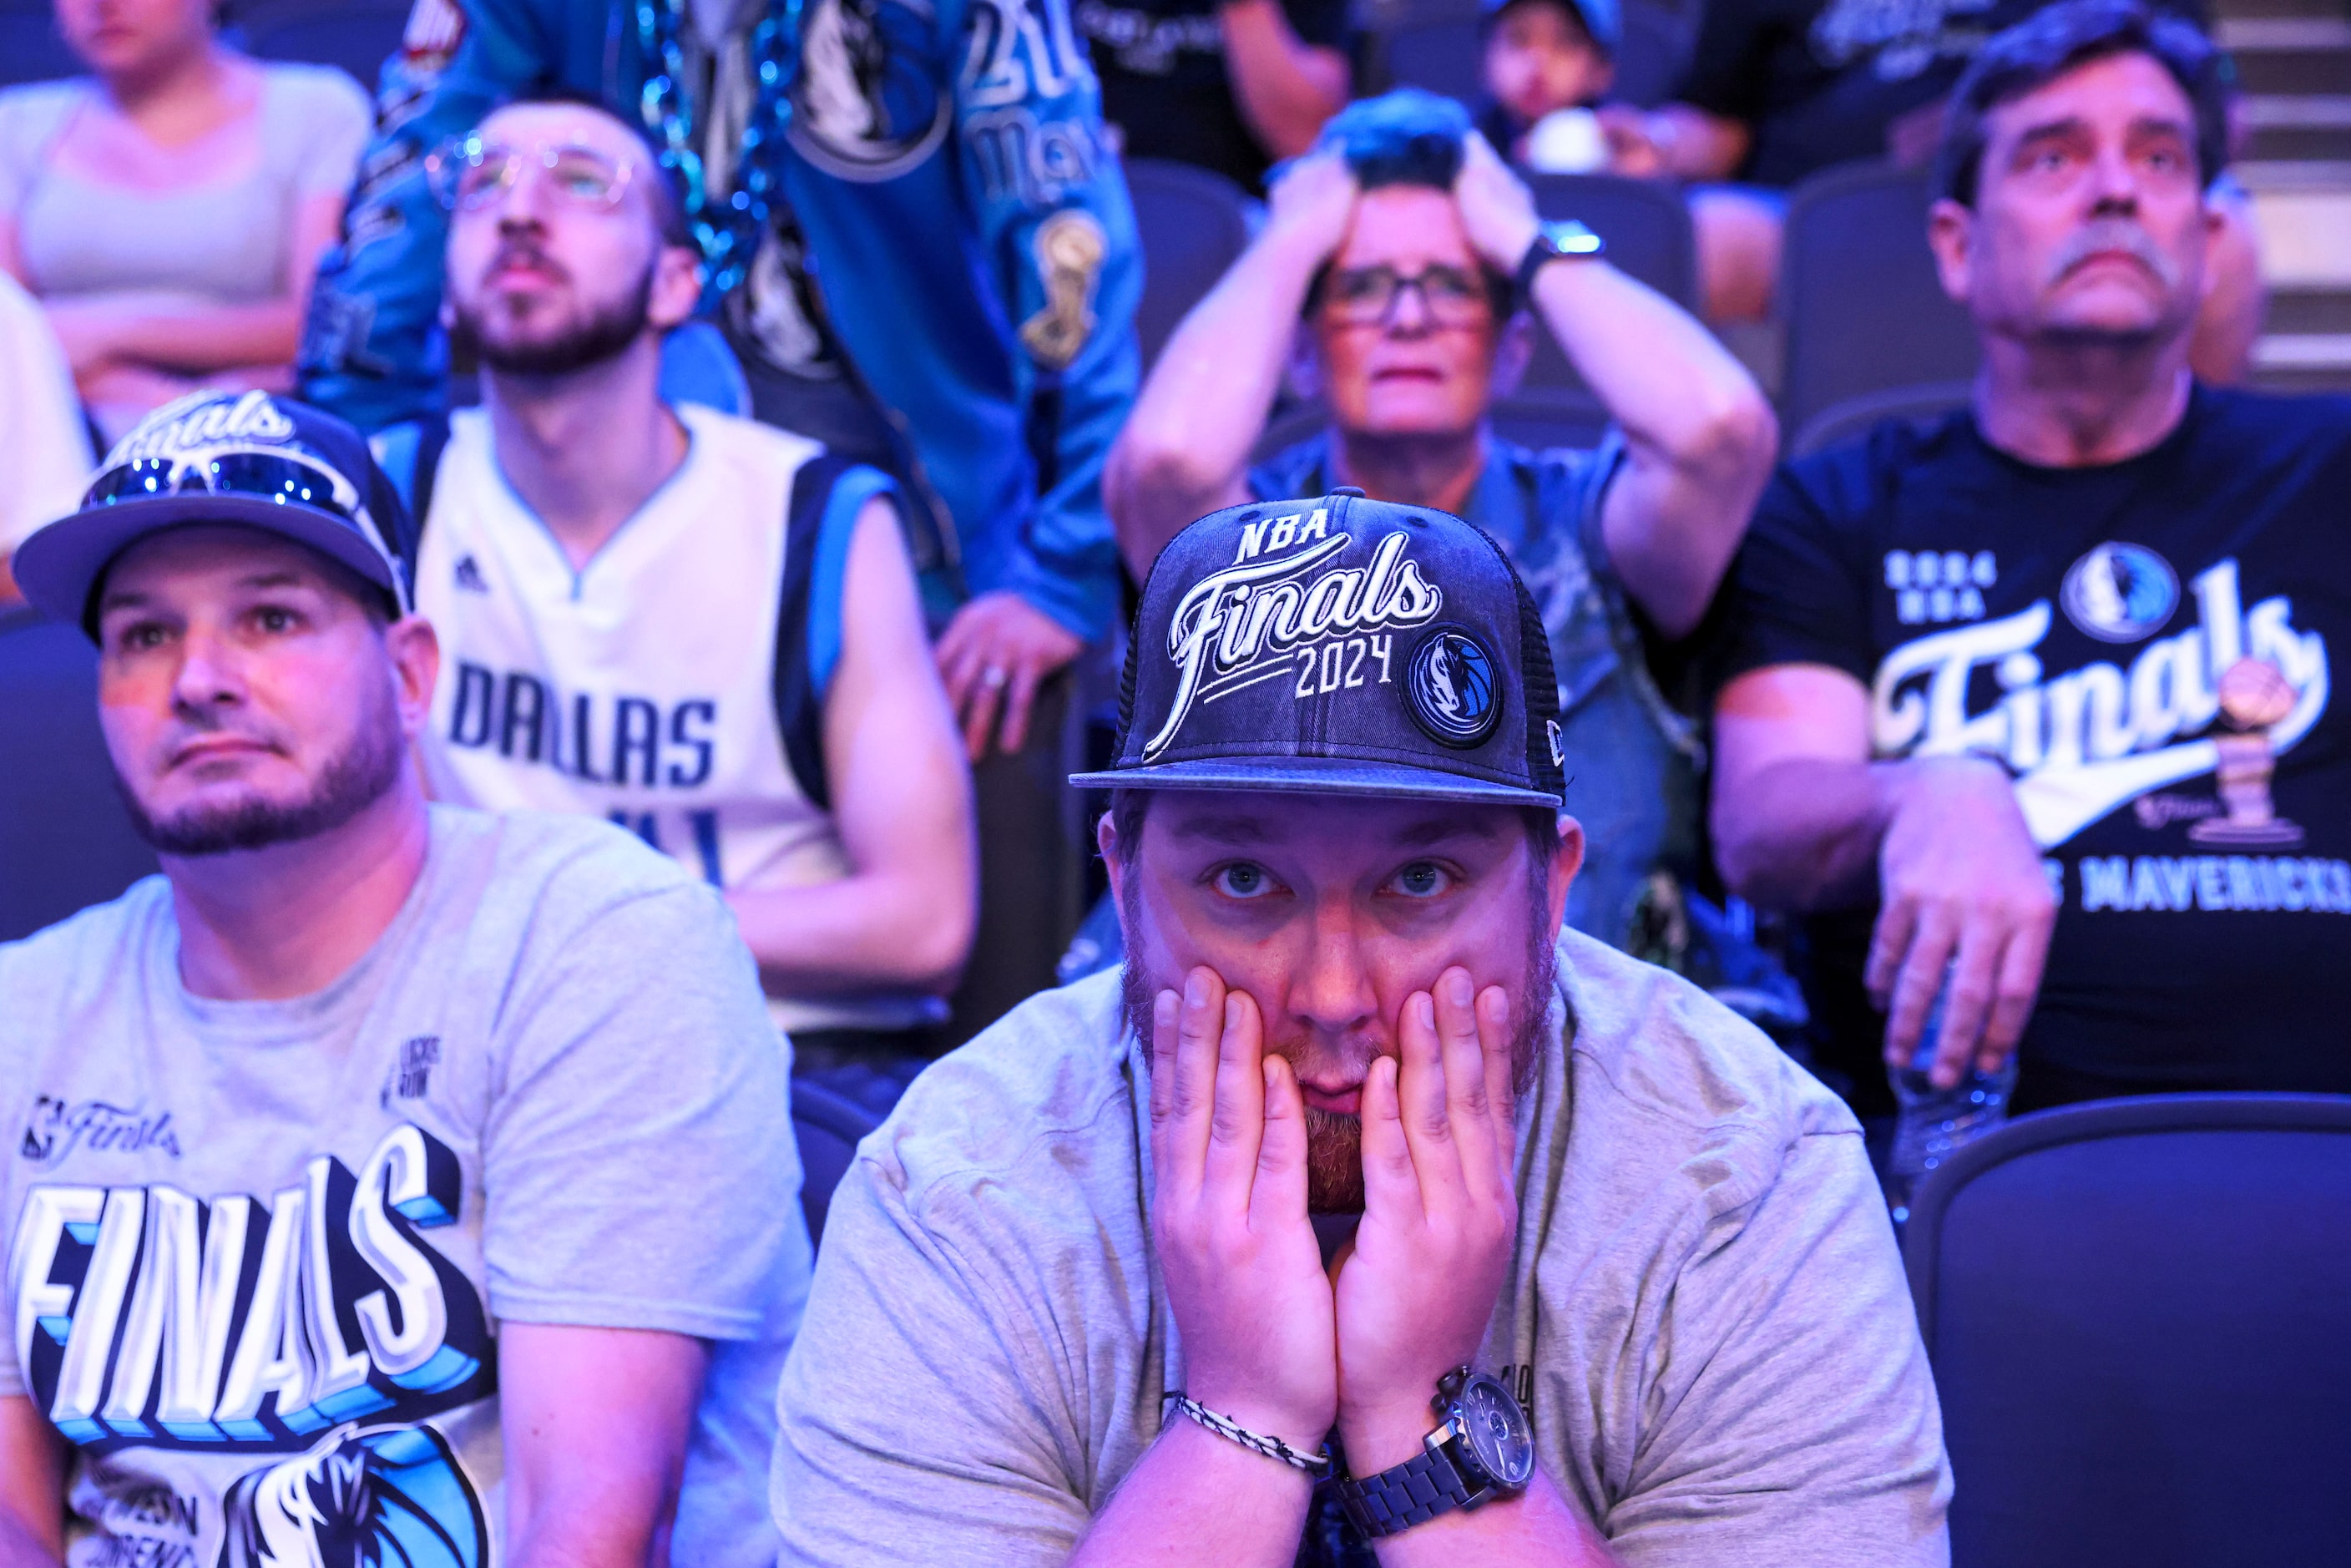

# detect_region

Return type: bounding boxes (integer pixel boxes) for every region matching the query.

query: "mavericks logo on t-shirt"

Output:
[1868,553,2331,852]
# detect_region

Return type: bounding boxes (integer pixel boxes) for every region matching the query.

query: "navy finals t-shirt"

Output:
[1718,387,2351,1105]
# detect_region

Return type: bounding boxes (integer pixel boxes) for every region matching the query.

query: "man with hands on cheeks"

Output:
[771,494,1949,1565]
[1108,89,1776,953]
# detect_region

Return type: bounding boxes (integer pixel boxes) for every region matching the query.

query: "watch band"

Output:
[1337,1440,1479,1538]
[1513,220,1605,300]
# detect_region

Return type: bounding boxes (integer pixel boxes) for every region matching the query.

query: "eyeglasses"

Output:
[427,136,636,213]
[1319,265,1498,328]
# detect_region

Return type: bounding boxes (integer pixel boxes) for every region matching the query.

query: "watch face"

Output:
[1452,1373,1535,1490]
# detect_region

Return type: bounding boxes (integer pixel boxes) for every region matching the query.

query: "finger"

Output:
[1476,984,1519,1191]
[936,636,980,710]
[1149,987,1181,1132]
[1864,896,1920,1008]
[1433,969,1494,1198]
[1202,990,1267,1202]
[1397,991,1459,1213]
[1161,968,1226,1191]
[1881,910,1958,1074]
[999,659,1042,756]
[1978,909,2054,1075]
[1931,923,2002,1091]
[960,675,1004,762]
[1251,1054,1310,1230]
[1358,1052,1416,1216]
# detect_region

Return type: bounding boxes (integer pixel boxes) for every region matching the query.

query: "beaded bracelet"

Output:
[1168,1394,1332,1478]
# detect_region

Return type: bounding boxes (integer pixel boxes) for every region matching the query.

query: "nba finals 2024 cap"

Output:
[13,389,418,637]
[1073,491,1566,807]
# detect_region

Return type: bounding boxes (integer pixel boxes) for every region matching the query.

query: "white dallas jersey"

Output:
[415,404,933,1033]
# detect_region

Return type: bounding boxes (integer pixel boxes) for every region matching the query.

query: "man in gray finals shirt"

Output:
[0,391,809,1568]
[772,493,1950,1565]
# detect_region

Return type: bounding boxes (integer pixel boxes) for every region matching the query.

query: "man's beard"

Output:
[1122,913,1559,1215]
[451,246,654,378]
[119,680,407,857]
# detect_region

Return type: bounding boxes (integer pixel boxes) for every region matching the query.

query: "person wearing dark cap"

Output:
[1475,0,1622,171]
[0,391,808,1567]
[772,493,1949,1565]
[1110,90,1776,957]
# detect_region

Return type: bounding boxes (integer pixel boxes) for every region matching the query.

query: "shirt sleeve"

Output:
[953,0,1142,640]
[0,276,94,554]
[298,0,550,430]
[771,1161,1094,1566]
[286,67,377,200]
[1706,457,1880,690]
[479,873,806,1343]
[1604,1118,1953,1565]
[1674,0,1774,124]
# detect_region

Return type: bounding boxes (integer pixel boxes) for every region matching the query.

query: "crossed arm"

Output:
[724,494,978,1001]
[0,1323,705,1568]
[1068,969,1617,1567]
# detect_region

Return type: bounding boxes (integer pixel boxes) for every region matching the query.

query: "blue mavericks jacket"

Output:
[299,0,1140,640]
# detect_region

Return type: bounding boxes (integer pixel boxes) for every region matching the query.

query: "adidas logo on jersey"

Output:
[452,554,488,594]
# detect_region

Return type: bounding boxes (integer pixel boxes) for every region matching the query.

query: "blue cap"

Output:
[13,390,417,637]
[1073,493,1565,807]
[1481,0,1620,57]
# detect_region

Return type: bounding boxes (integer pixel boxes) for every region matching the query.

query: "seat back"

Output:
[0,608,159,942]
[791,1077,885,1246]
[1907,1094,2351,1568]
[0,2,83,89]
[1125,158,1256,370]
[1788,377,1972,458]
[1781,160,1978,442]
[1515,173,1694,402]
[229,0,409,89]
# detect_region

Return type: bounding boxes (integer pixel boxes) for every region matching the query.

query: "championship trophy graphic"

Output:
[2189,655,2304,846]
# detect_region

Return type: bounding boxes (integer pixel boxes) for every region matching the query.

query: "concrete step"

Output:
[2212,0,2351,22]
[2244,95,2351,161]
[2268,290,2351,334]
[2221,17,2351,95]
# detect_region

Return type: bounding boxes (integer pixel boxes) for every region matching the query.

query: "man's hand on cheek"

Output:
[1332,967,1519,1473]
[1150,966,1338,1451]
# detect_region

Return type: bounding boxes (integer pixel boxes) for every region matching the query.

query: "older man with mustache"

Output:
[1710,0,2351,1122]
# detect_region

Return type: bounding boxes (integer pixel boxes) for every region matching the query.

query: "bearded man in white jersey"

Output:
[378,93,977,1110]
[0,394,806,1566]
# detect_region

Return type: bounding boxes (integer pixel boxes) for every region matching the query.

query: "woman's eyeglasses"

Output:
[1318,265,1498,328]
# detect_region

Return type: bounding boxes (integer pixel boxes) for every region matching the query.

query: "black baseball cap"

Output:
[13,390,417,638]
[1074,492,1565,807]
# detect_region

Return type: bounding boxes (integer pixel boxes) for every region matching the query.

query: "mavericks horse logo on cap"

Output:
[1405,628,1500,747]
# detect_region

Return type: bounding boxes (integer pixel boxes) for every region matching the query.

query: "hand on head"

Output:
[1263,148,1363,262]
[1449,133,1543,277]
[1149,961,1519,1462]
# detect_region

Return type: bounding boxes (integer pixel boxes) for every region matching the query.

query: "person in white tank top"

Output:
[393,94,977,1106]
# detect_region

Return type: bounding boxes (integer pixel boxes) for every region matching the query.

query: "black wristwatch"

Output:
[1514,220,1605,300]
[1337,1368,1537,1540]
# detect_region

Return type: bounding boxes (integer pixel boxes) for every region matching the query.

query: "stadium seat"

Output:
[228,0,408,91]
[1489,386,1611,451]
[1126,158,1257,370]
[0,0,83,89]
[791,1075,885,1246]
[1788,377,1972,458]
[1780,159,1979,444]
[1905,1093,2351,1568]
[0,607,159,943]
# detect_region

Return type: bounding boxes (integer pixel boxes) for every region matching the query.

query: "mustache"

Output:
[2050,218,2177,286]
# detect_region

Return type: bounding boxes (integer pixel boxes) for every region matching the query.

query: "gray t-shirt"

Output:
[773,930,1950,1565]
[0,807,811,1568]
